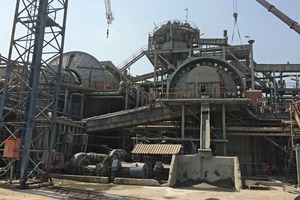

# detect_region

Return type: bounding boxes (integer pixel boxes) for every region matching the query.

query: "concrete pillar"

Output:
[205,117,210,149]
[200,103,210,150]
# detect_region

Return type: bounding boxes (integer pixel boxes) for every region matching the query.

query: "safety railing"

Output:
[151,19,199,35]
[166,85,244,99]
[118,46,148,72]
[80,79,120,90]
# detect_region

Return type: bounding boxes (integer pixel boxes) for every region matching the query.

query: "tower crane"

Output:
[0,0,68,187]
[104,0,114,38]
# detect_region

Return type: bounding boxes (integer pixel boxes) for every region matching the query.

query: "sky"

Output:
[0,0,299,76]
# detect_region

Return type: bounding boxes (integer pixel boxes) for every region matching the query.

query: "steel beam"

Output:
[131,136,228,143]
[256,64,300,72]
[157,98,250,105]
[196,38,227,46]
[226,132,290,136]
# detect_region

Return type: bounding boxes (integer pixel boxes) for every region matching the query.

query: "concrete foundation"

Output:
[51,174,110,184]
[167,151,242,191]
[113,178,160,186]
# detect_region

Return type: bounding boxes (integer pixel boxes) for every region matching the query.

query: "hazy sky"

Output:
[0,0,299,76]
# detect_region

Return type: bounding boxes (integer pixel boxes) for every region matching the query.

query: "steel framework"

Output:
[0,0,68,185]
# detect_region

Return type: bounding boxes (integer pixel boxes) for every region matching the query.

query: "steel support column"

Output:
[20,0,49,184]
[222,104,227,155]
[273,70,277,113]
[181,105,185,139]
[295,145,300,188]
[248,40,255,90]
[154,50,157,88]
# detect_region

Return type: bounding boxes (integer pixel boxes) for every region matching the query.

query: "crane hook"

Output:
[233,12,238,21]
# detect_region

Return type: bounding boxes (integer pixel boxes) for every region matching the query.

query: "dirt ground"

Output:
[0,179,299,200]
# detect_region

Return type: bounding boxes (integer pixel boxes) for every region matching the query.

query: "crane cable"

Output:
[231,0,243,44]
[107,24,110,38]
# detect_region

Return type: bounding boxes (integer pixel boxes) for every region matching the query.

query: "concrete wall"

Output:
[167,153,242,191]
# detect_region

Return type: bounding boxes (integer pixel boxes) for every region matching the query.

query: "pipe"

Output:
[86,81,126,96]
[0,162,12,177]
[85,96,124,99]
[223,127,285,132]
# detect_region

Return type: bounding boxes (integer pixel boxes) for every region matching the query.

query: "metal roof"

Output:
[131,144,182,155]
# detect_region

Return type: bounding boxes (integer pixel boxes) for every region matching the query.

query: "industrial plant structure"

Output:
[0,0,300,190]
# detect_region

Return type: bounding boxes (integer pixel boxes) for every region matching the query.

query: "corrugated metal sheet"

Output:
[131,144,182,155]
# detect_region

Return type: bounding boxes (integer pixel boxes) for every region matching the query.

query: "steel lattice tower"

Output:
[0,0,68,185]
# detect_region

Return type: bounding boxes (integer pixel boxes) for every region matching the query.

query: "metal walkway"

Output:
[84,98,251,133]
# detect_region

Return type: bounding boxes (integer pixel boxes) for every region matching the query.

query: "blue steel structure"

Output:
[0,0,68,186]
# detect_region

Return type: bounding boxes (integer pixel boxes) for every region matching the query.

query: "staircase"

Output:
[118,46,148,72]
[285,103,300,182]
[286,147,298,182]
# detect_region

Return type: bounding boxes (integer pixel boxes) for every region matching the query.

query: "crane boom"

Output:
[256,0,300,34]
[104,0,114,24]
